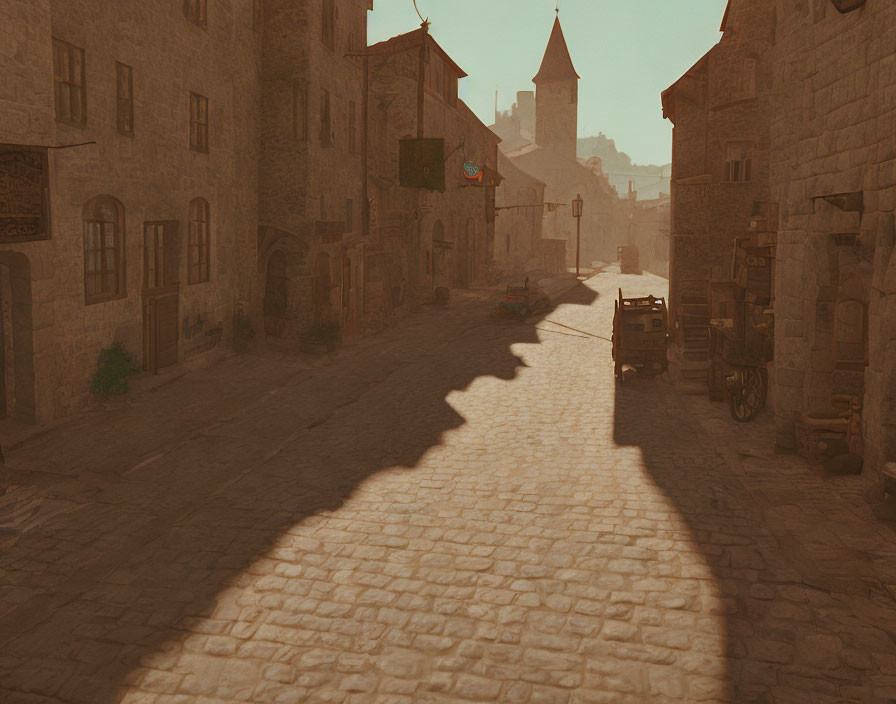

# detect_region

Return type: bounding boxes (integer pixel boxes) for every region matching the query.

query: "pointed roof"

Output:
[533,16,580,84]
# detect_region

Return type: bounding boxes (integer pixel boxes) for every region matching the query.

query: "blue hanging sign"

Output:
[463,161,483,182]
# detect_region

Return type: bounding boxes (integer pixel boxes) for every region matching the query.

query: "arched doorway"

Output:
[263,250,289,338]
[0,252,35,421]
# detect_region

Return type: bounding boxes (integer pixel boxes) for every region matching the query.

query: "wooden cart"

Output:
[612,289,669,381]
[706,245,775,421]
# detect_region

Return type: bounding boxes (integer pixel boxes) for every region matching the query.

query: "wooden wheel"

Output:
[727,366,764,422]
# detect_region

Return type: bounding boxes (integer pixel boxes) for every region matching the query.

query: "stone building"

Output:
[622,195,672,278]
[0,0,373,424]
[493,151,551,275]
[662,0,776,385]
[490,13,625,269]
[257,0,372,345]
[365,25,499,326]
[665,0,896,500]
[0,0,264,423]
[769,0,894,499]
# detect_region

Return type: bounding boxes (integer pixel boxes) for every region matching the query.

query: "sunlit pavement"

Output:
[3,270,896,703]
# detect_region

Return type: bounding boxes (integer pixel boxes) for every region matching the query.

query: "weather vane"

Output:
[555,0,559,14]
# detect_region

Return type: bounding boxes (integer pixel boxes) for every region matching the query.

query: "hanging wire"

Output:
[413,0,427,24]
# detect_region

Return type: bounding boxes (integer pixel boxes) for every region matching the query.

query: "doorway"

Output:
[142,221,180,373]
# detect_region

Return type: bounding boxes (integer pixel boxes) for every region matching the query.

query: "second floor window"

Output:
[116,62,134,135]
[52,38,86,125]
[190,92,208,152]
[184,0,207,27]
[322,0,335,49]
[724,142,753,183]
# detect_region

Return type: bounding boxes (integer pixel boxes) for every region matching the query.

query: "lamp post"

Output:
[572,193,584,278]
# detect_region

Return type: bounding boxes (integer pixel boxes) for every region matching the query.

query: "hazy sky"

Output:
[368,0,727,166]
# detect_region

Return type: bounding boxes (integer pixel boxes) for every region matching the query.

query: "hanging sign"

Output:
[463,161,483,183]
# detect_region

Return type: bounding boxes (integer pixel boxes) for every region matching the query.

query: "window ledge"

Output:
[85,293,127,306]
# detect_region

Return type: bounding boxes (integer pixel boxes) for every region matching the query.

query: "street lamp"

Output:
[572,193,584,278]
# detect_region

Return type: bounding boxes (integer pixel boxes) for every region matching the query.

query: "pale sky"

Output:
[368,0,727,166]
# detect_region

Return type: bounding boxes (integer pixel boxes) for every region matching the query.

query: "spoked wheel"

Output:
[727,366,765,422]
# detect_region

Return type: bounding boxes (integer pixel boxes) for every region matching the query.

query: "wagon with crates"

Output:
[612,289,669,381]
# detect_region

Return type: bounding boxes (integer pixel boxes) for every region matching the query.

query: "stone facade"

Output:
[257,0,370,344]
[0,0,263,422]
[769,0,893,499]
[662,0,776,369]
[366,26,499,325]
[494,150,548,275]
[666,0,896,501]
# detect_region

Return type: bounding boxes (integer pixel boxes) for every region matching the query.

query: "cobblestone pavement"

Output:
[4,270,896,704]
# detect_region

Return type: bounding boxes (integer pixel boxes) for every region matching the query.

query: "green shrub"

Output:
[90,342,140,398]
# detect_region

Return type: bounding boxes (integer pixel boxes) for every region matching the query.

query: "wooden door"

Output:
[143,221,180,373]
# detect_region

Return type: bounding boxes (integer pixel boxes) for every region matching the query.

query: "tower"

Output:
[533,14,580,161]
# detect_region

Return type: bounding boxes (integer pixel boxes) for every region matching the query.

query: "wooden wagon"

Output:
[612,289,669,381]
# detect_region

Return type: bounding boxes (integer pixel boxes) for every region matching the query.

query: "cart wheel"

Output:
[727,366,764,422]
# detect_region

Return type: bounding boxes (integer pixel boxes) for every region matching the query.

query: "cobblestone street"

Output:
[3,269,896,703]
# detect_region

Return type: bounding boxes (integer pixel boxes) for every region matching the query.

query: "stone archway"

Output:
[257,227,311,340]
[0,252,35,422]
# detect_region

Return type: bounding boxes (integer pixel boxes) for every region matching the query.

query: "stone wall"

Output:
[0,0,262,422]
[367,30,498,321]
[769,0,895,497]
[257,0,368,344]
[664,0,776,331]
[494,151,545,274]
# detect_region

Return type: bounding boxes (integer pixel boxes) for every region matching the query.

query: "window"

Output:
[52,38,86,125]
[322,0,335,49]
[348,101,357,153]
[190,92,208,152]
[293,82,307,140]
[116,62,134,135]
[320,89,332,146]
[184,0,207,27]
[253,0,263,31]
[724,142,753,183]
[83,196,125,303]
[345,198,353,233]
[188,198,210,284]
[743,58,758,99]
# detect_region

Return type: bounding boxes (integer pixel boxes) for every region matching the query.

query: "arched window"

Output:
[83,195,125,304]
[188,198,210,284]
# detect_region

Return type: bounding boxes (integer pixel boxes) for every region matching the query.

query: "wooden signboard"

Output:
[0,145,50,242]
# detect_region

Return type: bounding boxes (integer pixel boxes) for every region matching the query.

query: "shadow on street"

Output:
[0,284,598,702]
